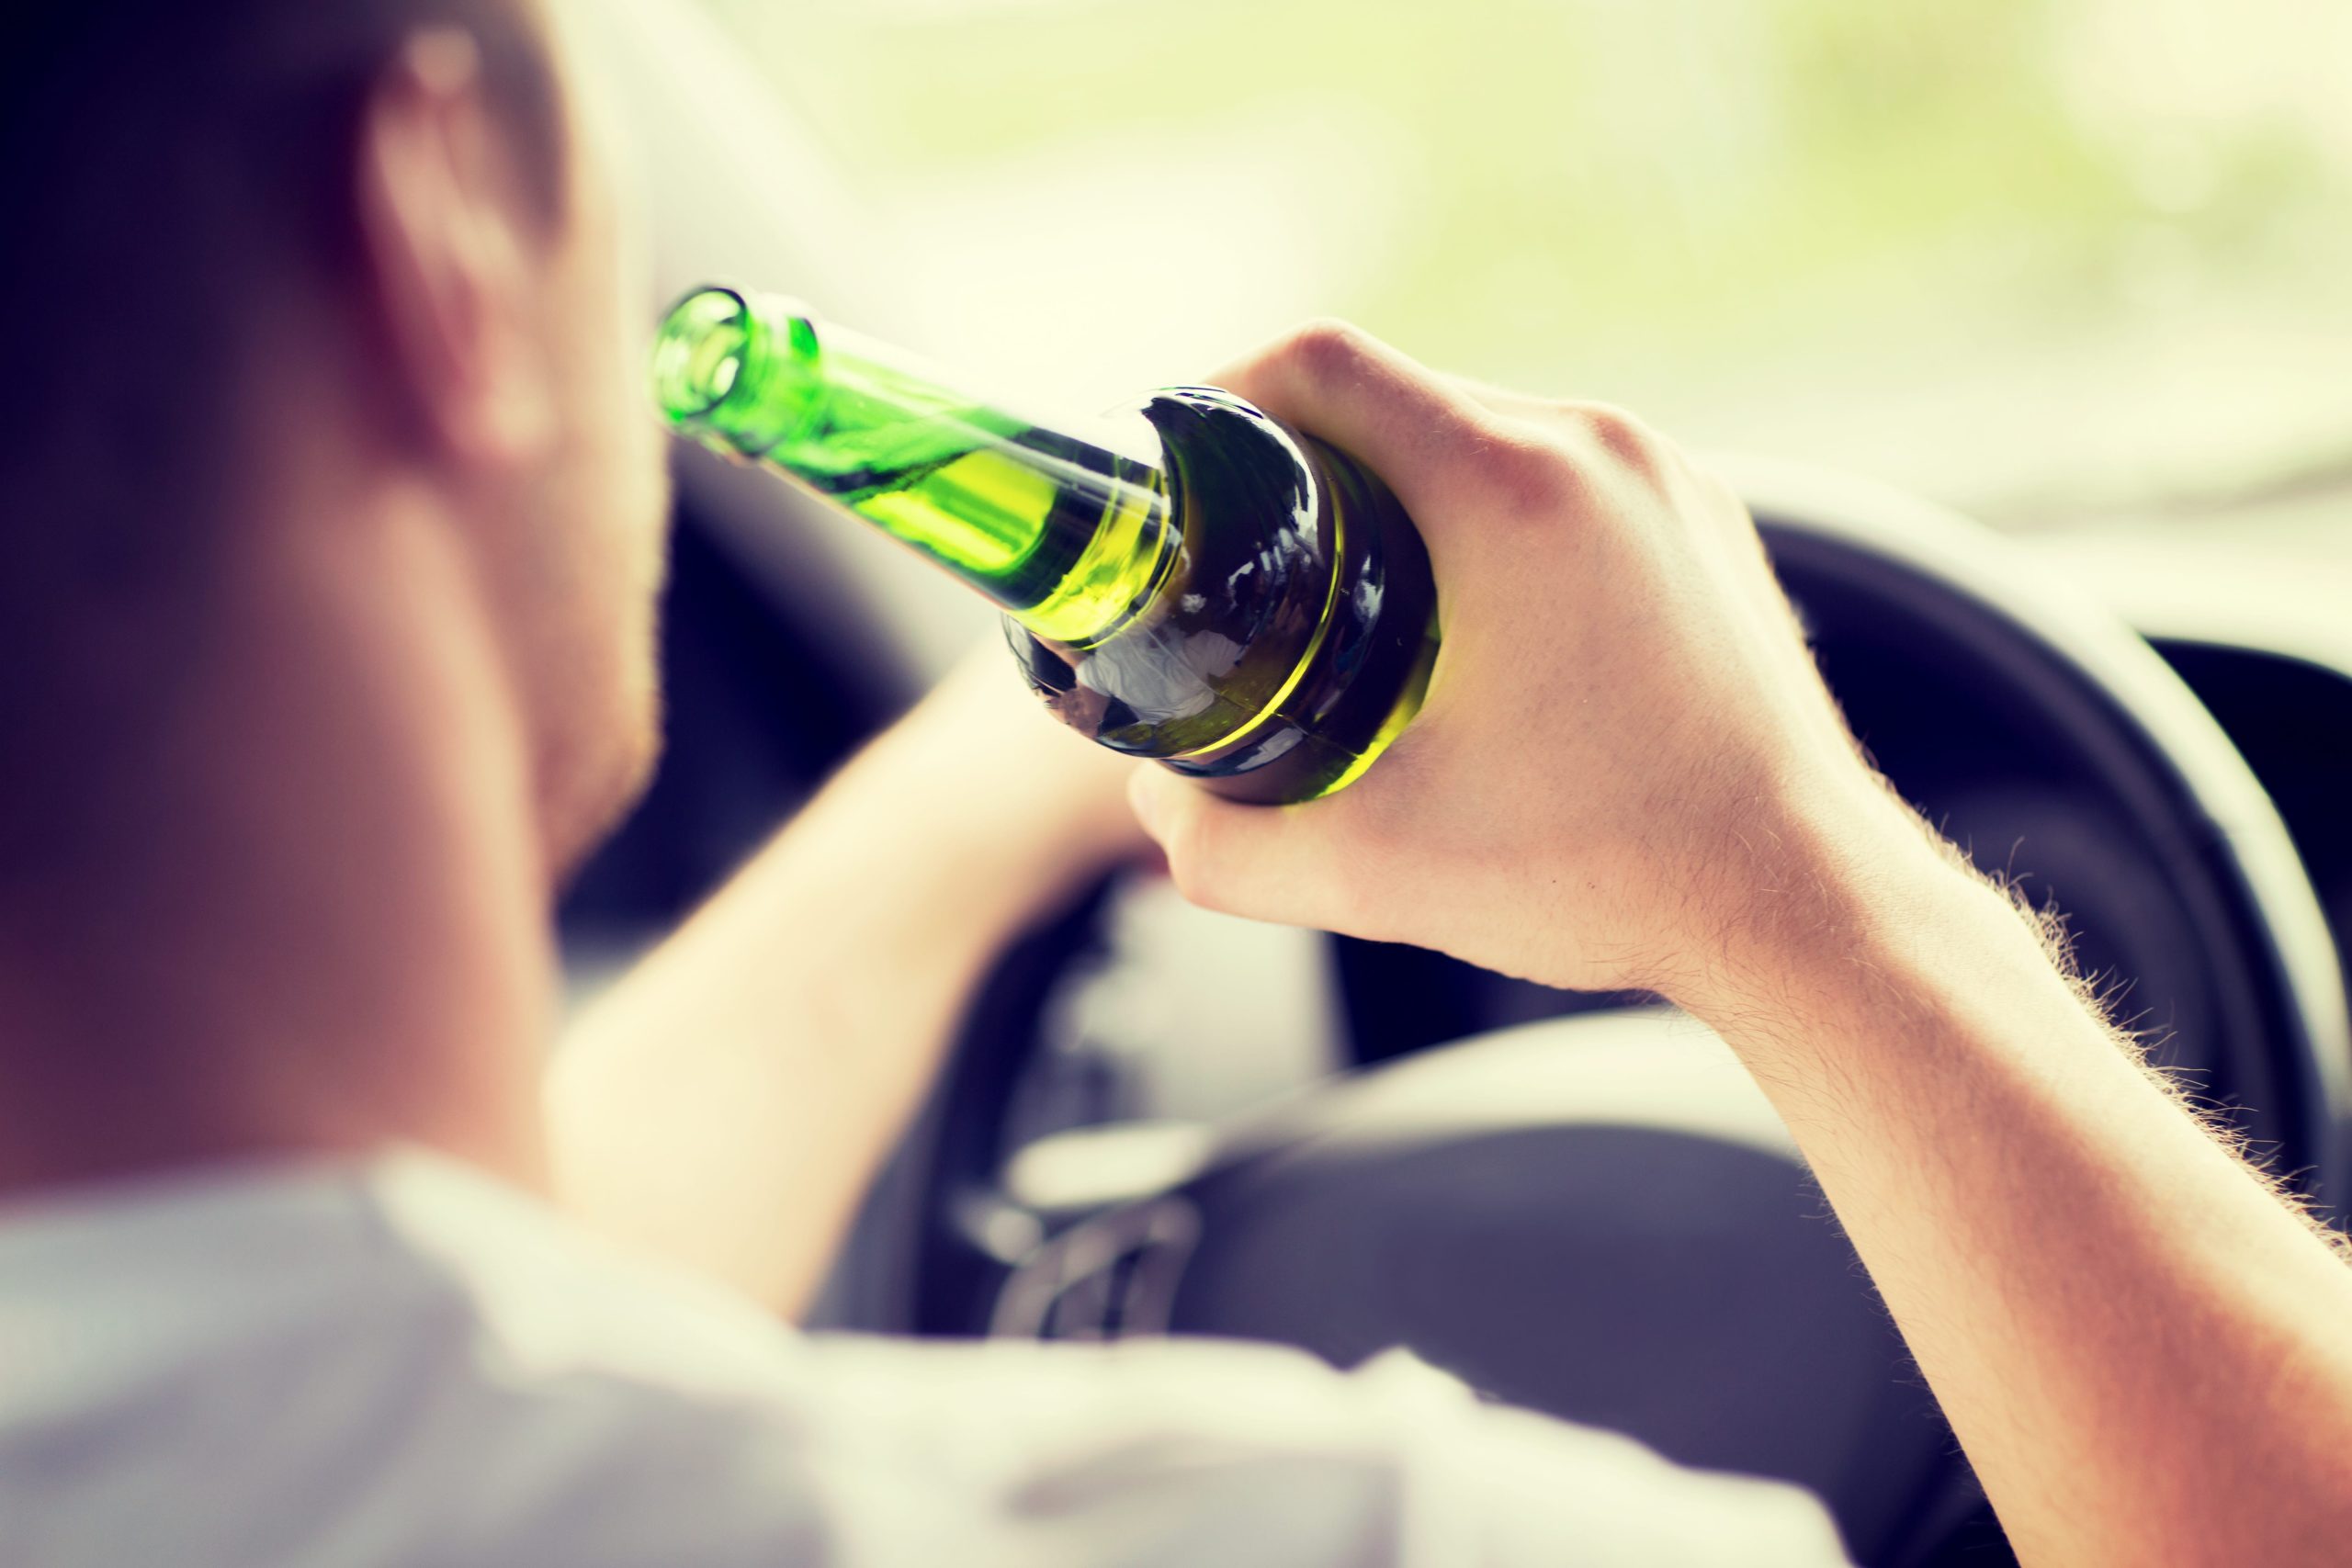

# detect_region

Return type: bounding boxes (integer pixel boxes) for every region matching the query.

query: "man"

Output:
[2,1,2347,1564]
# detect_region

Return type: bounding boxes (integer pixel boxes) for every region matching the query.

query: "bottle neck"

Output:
[651,287,1175,645]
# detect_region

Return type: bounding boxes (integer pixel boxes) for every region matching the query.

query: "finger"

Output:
[1126,766,1360,933]
[1205,320,1506,531]
[1432,372,1690,479]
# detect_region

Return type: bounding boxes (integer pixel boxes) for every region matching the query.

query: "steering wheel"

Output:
[889,460,2352,1565]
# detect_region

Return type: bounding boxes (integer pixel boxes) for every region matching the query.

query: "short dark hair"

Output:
[0,0,562,886]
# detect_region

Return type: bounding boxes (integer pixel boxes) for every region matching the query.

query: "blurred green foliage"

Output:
[703,0,2352,513]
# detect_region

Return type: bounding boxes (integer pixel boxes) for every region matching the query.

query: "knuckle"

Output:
[1693,458,1740,508]
[1697,462,1754,526]
[1476,427,1588,522]
[1275,317,1376,383]
[1563,400,1668,474]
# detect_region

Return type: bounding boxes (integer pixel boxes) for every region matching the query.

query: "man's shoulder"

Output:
[0,1155,832,1568]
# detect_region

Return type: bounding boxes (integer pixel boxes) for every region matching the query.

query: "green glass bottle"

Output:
[650,285,1439,804]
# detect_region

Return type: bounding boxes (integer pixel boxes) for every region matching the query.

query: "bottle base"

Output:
[1002,389,1441,807]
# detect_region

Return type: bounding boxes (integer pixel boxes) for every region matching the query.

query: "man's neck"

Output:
[0,492,558,1201]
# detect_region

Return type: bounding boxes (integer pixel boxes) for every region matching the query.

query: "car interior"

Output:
[558,5,2352,1563]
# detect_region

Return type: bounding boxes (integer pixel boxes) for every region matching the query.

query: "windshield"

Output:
[696,0,2352,529]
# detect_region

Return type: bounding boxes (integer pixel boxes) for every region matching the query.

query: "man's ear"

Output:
[355,28,555,467]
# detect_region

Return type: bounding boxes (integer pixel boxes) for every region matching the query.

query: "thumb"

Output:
[1127,767,1357,932]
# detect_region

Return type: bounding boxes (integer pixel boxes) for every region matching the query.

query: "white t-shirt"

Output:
[0,1152,1849,1566]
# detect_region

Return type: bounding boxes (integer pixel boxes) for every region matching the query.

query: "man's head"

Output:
[0,0,669,897]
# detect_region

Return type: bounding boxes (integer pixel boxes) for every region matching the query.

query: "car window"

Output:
[696,0,2352,529]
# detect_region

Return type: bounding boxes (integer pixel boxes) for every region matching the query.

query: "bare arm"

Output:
[548,652,1143,1317]
[1694,794,2352,1564]
[1130,322,2352,1564]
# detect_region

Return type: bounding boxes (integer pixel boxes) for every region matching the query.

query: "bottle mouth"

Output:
[650,286,754,423]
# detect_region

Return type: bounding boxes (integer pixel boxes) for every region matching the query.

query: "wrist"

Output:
[1659,770,2000,1031]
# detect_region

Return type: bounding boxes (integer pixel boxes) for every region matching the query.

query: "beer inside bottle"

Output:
[650,285,1440,804]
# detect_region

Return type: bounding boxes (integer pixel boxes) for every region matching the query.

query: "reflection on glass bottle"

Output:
[651,285,1439,804]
